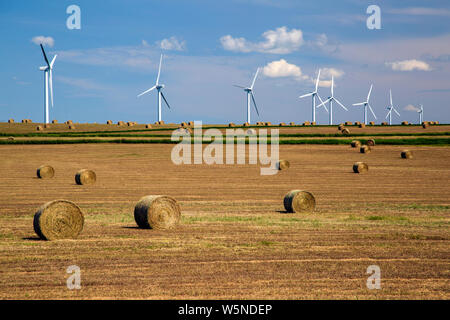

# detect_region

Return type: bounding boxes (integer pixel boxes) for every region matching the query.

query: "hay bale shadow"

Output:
[22,236,42,241]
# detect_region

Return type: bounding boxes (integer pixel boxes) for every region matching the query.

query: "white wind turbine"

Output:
[39,44,57,124]
[385,89,400,125]
[418,104,424,124]
[353,84,377,124]
[138,54,171,122]
[233,68,260,124]
[299,69,327,123]
[315,76,348,125]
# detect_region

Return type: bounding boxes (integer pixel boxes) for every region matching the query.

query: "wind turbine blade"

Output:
[233,85,246,89]
[334,98,348,111]
[331,76,334,97]
[386,110,391,119]
[137,85,157,97]
[156,54,163,85]
[316,97,331,109]
[250,67,260,90]
[317,94,328,112]
[353,102,365,106]
[368,104,377,119]
[40,44,50,67]
[390,89,393,106]
[160,91,171,109]
[49,70,54,107]
[393,108,400,117]
[367,84,373,101]
[251,92,260,116]
[50,55,57,68]
[299,92,314,99]
[315,69,321,91]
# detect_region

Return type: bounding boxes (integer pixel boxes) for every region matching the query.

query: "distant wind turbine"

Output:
[39,44,57,124]
[418,104,424,124]
[315,76,348,125]
[385,89,400,125]
[353,84,377,124]
[299,69,327,123]
[233,68,260,124]
[138,54,172,122]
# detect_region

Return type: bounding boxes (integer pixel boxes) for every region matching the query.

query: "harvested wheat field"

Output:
[0,143,449,300]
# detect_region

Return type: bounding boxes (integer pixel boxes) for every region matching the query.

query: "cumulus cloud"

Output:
[404,104,420,112]
[220,26,304,54]
[385,59,431,71]
[262,59,308,81]
[157,36,186,51]
[317,68,345,87]
[31,36,54,47]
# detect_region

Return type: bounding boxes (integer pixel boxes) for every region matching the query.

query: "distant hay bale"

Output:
[351,140,361,148]
[68,125,76,130]
[7,136,14,141]
[106,120,113,125]
[279,122,286,126]
[36,125,44,131]
[402,121,409,125]
[180,122,188,127]
[75,169,96,185]
[243,122,250,127]
[127,121,134,127]
[303,121,310,126]
[8,119,14,123]
[145,124,152,129]
[44,123,51,129]
[422,122,429,128]
[283,190,316,213]
[360,145,371,153]
[369,121,375,125]
[381,122,388,126]
[401,150,413,159]
[22,119,27,123]
[265,122,272,126]
[117,121,125,126]
[160,120,165,125]
[290,122,296,126]
[276,160,290,170]
[353,162,369,174]
[435,121,439,124]
[345,121,353,126]
[66,120,73,125]
[338,124,345,131]
[33,200,84,240]
[37,165,55,179]
[366,139,376,146]
[359,123,366,128]
[228,122,235,127]
[311,121,316,125]
[341,128,350,135]
[52,120,58,124]
[188,121,194,126]
[134,195,181,229]
[175,127,192,134]
[355,121,361,126]
[429,121,435,125]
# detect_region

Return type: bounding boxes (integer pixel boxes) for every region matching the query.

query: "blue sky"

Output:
[1,0,450,124]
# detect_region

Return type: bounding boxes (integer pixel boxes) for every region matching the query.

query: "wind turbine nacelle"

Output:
[39,66,48,71]
[157,84,165,89]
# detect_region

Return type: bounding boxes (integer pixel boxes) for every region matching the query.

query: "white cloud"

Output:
[317,68,344,87]
[141,40,150,47]
[220,26,304,54]
[262,59,307,80]
[157,36,186,51]
[388,7,450,17]
[31,36,54,47]
[385,59,431,71]
[404,104,420,112]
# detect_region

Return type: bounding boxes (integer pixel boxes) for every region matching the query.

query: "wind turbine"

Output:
[315,76,348,125]
[418,104,424,124]
[233,68,260,124]
[138,54,171,122]
[299,69,327,123]
[385,89,400,125]
[39,44,57,124]
[353,84,377,124]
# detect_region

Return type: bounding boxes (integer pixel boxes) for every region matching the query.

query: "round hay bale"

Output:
[33,200,84,240]
[381,122,388,126]
[243,122,250,127]
[276,160,290,170]
[283,190,316,213]
[360,145,371,154]
[75,169,96,185]
[7,136,15,141]
[145,124,152,129]
[338,124,345,131]
[290,122,296,126]
[265,122,272,126]
[341,128,350,135]
[353,162,369,174]
[127,121,134,127]
[52,120,58,124]
[401,150,413,159]
[27,119,33,123]
[429,121,435,125]
[44,124,51,129]
[435,121,439,125]
[8,119,14,123]
[402,121,409,125]
[117,121,125,126]
[345,121,353,126]
[279,122,286,126]
[68,125,76,130]
[355,121,361,126]
[351,140,361,148]
[106,120,113,125]
[369,121,375,126]
[422,122,429,128]
[22,119,27,123]
[134,195,181,229]
[311,121,316,125]
[228,122,235,127]
[180,122,188,127]
[36,125,43,131]
[188,121,194,126]
[159,120,165,125]
[367,139,376,146]
[303,121,310,126]
[37,165,55,179]
[359,123,366,128]
[66,120,73,125]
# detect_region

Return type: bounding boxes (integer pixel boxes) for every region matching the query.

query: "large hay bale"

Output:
[289,122,296,126]
[243,122,250,127]
[422,122,429,128]
[369,121,375,125]
[401,150,413,159]
[353,162,369,174]
[429,121,435,125]
[360,145,371,153]
[145,124,152,129]
[276,160,290,170]
[341,128,350,135]
[188,121,194,126]
[134,195,181,229]
[127,121,134,127]
[7,136,14,141]
[303,121,310,126]
[52,120,58,124]
[366,139,376,146]
[351,140,361,148]
[402,121,409,125]
[36,125,44,131]
[265,122,272,126]
[279,122,286,126]
[311,121,316,125]
[355,121,361,126]
[75,169,96,185]
[37,165,55,179]
[22,119,27,123]
[180,122,188,127]
[283,190,316,213]
[228,122,235,127]
[68,125,76,130]
[381,122,388,126]
[359,123,366,128]
[435,121,439,125]
[106,120,113,125]
[117,121,125,126]
[338,124,345,131]
[33,200,84,240]
[66,120,73,125]
[8,119,14,123]
[345,121,353,126]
